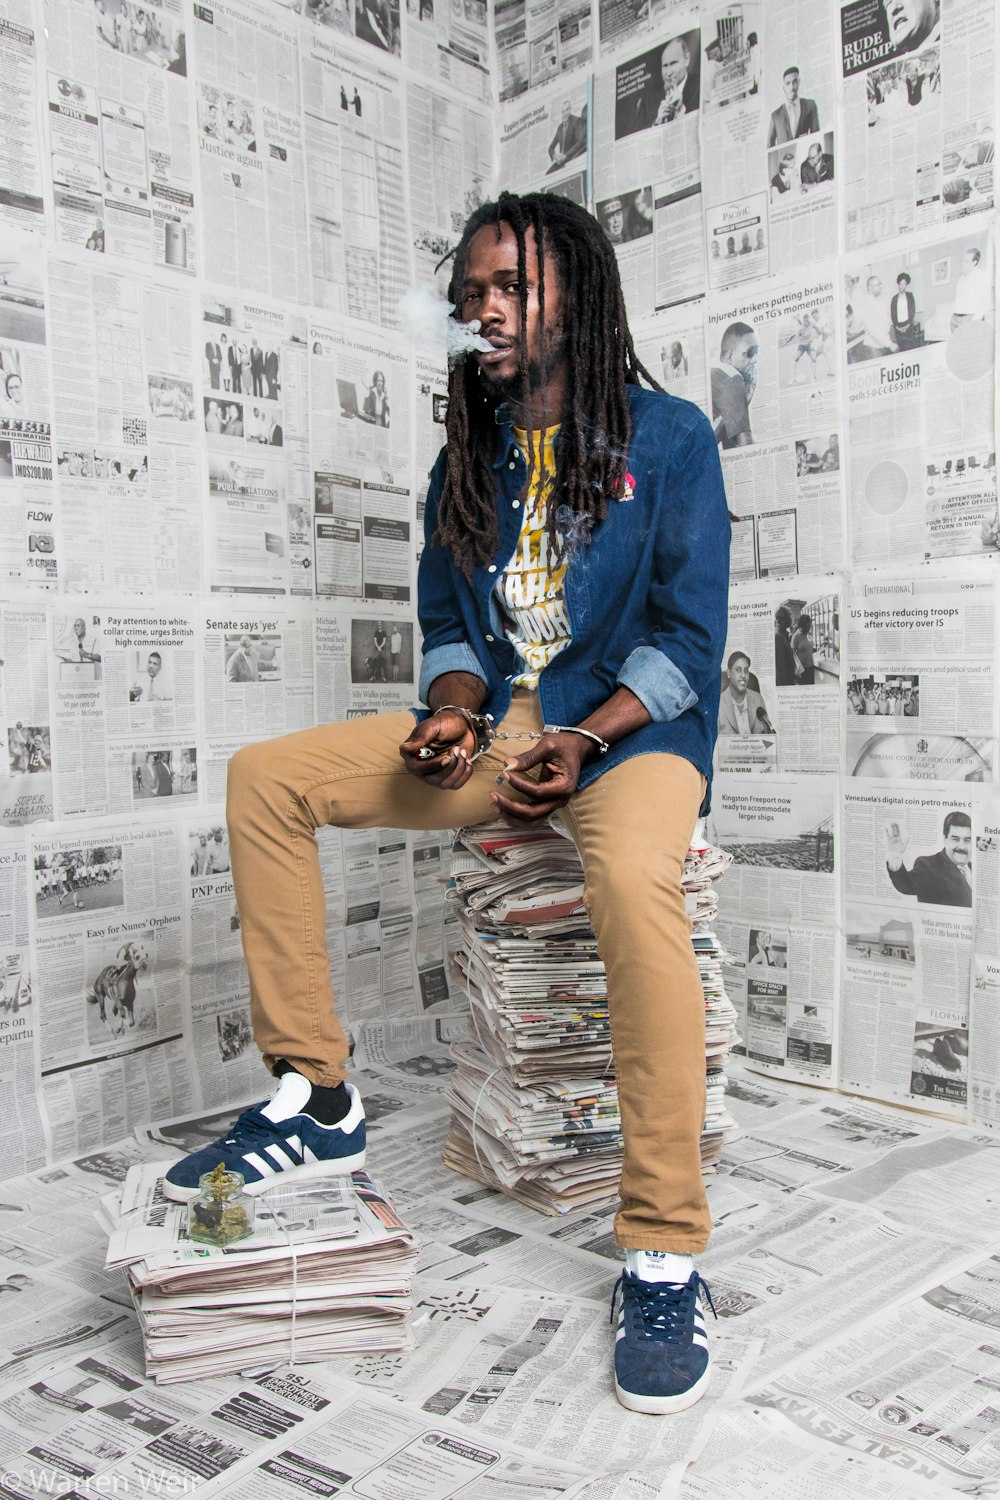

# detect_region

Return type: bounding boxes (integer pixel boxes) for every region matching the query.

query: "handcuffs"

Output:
[426,705,610,764]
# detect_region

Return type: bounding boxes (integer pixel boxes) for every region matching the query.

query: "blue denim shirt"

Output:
[416,385,731,811]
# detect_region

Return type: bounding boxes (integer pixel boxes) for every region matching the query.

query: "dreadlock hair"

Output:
[435,190,661,578]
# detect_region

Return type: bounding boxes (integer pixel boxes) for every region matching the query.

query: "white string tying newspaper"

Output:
[249,1193,300,1370]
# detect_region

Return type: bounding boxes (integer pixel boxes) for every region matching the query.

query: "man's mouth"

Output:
[478,340,517,363]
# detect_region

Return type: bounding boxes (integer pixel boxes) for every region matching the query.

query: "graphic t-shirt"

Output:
[496,426,572,689]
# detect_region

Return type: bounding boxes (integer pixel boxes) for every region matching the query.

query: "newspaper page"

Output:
[969,786,1000,1132]
[0,828,46,1177]
[844,566,997,783]
[301,33,409,324]
[707,776,837,924]
[44,0,194,269]
[497,79,590,212]
[745,1249,1000,1493]
[2,603,53,825]
[720,916,838,1086]
[596,0,691,58]
[29,817,195,1159]
[200,604,315,802]
[201,289,312,597]
[48,600,199,821]
[309,326,413,603]
[407,84,495,288]
[841,783,974,1116]
[630,304,710,421]
[0,0,45,230]
[700,3,838,285]
[844,223,996,564]
[300,0,401,60]
[593,22,703,315]
[840,0,994,251]
[314,603,416,723]
[192,0,308,302]
[495,0,594,103]
[413,350,447,503]
[48,257,202,594]
[707,269,845,577]
[717,577,842,777]
[0,226,55,590]
[404,0,491,103]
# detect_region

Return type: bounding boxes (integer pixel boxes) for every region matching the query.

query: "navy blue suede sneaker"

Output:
[611,1269,716,1414]
[162,1080,366,1202]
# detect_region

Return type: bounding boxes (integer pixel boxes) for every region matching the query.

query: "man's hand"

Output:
[399,711,477,791]
[883,819,910,870]
[491,732,595,824]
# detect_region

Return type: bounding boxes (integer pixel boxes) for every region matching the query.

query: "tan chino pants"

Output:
[227,689,710,1251]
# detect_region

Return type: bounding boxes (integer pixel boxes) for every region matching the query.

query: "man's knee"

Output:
[227,739,278,813]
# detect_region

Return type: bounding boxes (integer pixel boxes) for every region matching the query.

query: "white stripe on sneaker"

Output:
[264,1143,299,1168]
[243,1152,277,1177]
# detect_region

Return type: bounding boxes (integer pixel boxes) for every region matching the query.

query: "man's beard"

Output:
[477,328,566,405]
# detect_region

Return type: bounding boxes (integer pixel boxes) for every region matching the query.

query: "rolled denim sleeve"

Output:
[417,454,489,706]
[617,409,730,721]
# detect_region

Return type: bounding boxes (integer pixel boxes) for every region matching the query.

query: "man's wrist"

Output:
[427,671,487,715]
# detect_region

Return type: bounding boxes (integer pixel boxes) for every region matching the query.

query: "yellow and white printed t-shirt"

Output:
[496,426,572,690]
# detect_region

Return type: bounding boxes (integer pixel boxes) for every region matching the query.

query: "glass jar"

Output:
[186,1164,255,1246]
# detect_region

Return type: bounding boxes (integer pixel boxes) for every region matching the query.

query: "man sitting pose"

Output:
[163,191,730,1416]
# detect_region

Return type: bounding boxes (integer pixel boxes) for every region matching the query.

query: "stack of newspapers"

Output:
[443,821,738,1215]
[102,1163,418,1382]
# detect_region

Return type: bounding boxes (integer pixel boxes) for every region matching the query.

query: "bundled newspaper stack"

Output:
[443,821,738,1214]
[102,1163,418,1382]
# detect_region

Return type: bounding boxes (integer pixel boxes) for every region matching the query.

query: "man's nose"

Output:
[478,286,507,326]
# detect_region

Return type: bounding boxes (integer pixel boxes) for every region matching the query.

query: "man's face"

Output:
[783,71,800,103]
[963,250,978,272]
[868,276,882,297]
[74,618,86,639]
[730,334,758,379]
[607,206,624,239]
[883,0,936,49]
[944,824,972,867]
[147,655,161,678]
[462,222,565,400]
[730,658,750,693]
[561,100,571,123]
[808,144,821,165]
[661,41,687,91]
[240,634,251,651]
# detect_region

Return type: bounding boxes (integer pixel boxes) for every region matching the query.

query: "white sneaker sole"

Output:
[614,1362,710,1415]
[161,1148,367,1204]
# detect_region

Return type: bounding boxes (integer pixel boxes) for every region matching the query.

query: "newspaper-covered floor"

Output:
[0,1025,997,1500]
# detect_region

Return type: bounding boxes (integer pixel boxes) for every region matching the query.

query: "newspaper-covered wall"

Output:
[0,0,996,1179]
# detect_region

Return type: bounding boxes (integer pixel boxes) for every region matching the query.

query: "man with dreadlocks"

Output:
[163,190,730,1416]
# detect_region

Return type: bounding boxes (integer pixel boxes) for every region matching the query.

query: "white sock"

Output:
[625,1249,694,1284]
[261,1069,312,1123]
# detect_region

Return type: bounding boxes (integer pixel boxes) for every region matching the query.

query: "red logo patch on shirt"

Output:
[618,472,635,501]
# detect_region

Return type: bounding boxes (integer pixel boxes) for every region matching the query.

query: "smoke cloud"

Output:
[397,285,493,366]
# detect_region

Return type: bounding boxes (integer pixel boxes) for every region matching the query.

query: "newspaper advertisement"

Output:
[48,600,199,821]
[0,828,46,1178]
[405,0,491,103]
[717,577,841,776]
[1,604,52,825]
[200,605,315,801]
[707,776,837,924]
[631,303,710,417]
[201,289,312,597]
[719,915,837,1085]
[844,566,997,782]
[0,1,45,229]
[30,817,195,1159]
[301,33,409,325]
[708,271,845,577]
[497,80,590,213]
[845,224,996,564]
[44,0,193,269]
[48,257,202,595]
[0,226,54,590]
[496,0,593,103]
[407,85,495,290]
[841,782,973,1116]
[193,0,308,303]
[840,0,994,251]
[594,23,703,313]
